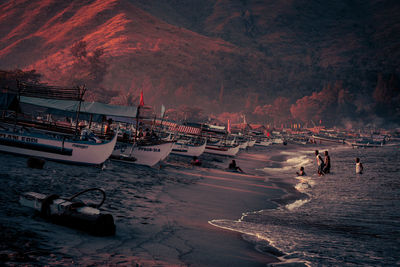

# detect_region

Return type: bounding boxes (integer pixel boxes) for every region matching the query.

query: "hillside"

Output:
[0,0,399,124]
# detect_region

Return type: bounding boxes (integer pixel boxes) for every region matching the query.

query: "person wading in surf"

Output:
[296,166,306,176]
[323,150,331,174]
[356,157,363,174]
[315,150,325,176]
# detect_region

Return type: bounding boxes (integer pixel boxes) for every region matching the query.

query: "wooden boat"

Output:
[255,139,272,147]
[239,140,249,149]
[344,138,400,148]
[248,139,256,147]
[111,140,174,166]
[171,138,206,157]
[204,142,240,157]
[0,122,117,165]
[312,134,345,144]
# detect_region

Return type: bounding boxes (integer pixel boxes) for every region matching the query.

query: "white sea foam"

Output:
[209,218,311,267]
[285,198,310,211]
[286,155,312,168]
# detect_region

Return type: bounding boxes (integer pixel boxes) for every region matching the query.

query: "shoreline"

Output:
[0,144,309,266]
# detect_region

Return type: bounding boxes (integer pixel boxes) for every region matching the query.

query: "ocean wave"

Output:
[208,219,311,266]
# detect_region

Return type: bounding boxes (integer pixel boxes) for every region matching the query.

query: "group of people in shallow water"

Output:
[315,150,331,176]
[191,149,364,176]
[297,150,364,176]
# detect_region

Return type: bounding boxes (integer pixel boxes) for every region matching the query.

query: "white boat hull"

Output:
[312,135,345,144]
[255,140,272,146]
[111,141,174,166]
[239,141,249,149]
[171,141,206,157]
[0,128,117,165]
[248,140,256,147]
[204,144,240,156]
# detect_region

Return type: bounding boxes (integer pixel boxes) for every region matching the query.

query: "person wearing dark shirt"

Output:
[323,151,331,174]
[228,160,243,172]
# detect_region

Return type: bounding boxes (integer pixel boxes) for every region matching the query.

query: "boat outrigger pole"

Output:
[74,85,86,136]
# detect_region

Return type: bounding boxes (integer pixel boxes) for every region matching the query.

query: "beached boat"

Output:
[344,138,400,148]
[255,139,272,147]
[238,140,249,149]
[204,143,240,157]
[248,139,256,147]
[312,134,345,144]
[0,122,117,165]
[111,140,174,166]
[271,137,284,144]
[171,138,206,157]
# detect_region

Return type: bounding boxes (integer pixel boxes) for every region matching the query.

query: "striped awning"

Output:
[156,119,201,135]
[175,125,201,135]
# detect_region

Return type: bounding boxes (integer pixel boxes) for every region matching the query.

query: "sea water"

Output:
[1,145,399,266]
[211,145,400,266]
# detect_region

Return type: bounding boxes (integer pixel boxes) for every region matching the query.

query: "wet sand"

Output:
[0,145,300,266]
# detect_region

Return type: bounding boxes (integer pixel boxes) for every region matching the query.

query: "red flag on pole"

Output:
[227,119,231,133]
[139,91,144,107]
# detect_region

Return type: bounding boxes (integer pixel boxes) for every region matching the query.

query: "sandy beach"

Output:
[0,145,301,266]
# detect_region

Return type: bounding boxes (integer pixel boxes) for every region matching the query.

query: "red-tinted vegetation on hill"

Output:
[0,0,399,126]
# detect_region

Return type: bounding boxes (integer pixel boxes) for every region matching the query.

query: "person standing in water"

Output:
[356,157,363,174]
[315,150,325,176]
[323,151,331,174]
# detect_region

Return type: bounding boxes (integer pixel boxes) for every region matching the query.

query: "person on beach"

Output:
[144,128,150,137]
[191,156,201,166]
[356,157,363,174]
[137,127,144,138]
[315,150,325,176]
[229,160,243,172]
[296,166,306,176]
[323,151,331,174]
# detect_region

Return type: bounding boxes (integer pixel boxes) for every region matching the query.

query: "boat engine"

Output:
[19,188,116,236]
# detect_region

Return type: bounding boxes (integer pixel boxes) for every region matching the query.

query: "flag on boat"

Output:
[139,91,144,107]
[227,119,231,133]
[161,104,165,118]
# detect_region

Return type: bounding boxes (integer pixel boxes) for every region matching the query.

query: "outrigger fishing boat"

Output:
[109,108,178,167]
[204,143,240,156]
[0,121,117,165]
[255,138,272,146]
[248,138,256,147]
[111,139,174,166]
[204,137,240,156]
[17,87,175,167]
[0,84,120,165]
[171,136,206,157]
[311,134,345,144]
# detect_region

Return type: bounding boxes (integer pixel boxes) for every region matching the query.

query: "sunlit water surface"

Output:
[211,146,400,266]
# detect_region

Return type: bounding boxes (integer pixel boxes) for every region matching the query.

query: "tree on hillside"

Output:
[373,74,400,118]
[253,97,291,126]
[165,105,207,122]
[290,82,355,126]
[69,40,108,94]
[70,40,87,59]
